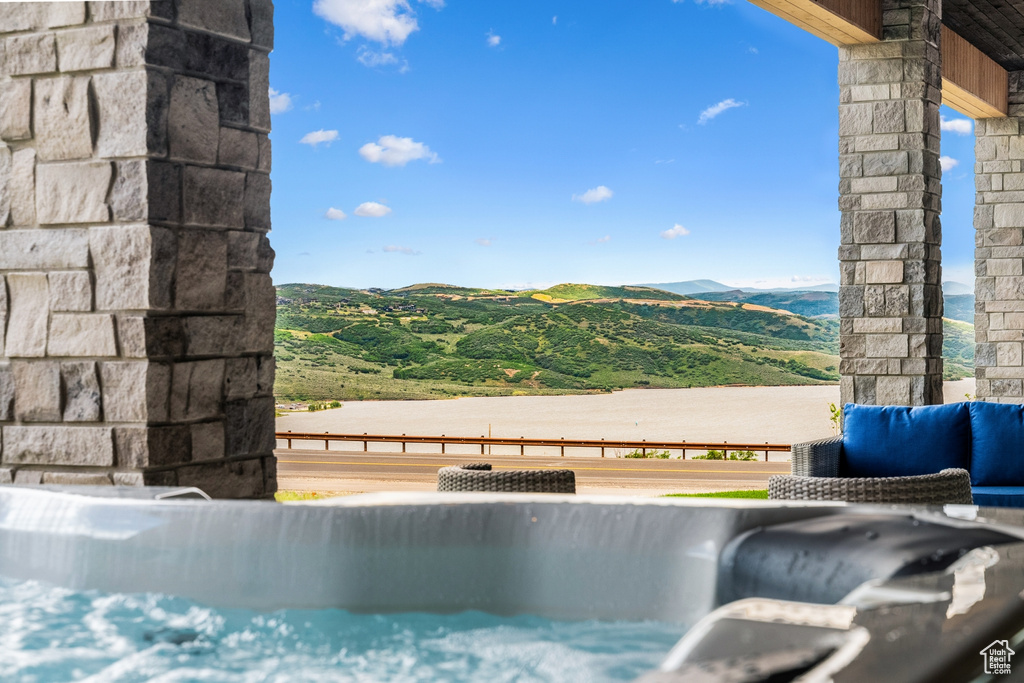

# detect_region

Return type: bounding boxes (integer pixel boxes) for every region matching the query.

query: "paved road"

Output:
[275,448,790,496]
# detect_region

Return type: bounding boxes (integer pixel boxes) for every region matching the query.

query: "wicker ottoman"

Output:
[437,463,576,494]
[768,468,973,505]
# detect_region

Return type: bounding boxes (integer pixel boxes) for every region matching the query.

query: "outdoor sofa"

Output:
[774,401,1024,507]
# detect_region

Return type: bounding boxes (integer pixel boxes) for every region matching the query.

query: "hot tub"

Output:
[1,486,1023,681]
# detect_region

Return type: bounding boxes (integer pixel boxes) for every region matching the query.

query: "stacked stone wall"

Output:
[837,0,945,406]
[974,73,1024,403]
[0,1,276,497]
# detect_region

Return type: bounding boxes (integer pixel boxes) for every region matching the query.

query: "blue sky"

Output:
[269,0,978,290]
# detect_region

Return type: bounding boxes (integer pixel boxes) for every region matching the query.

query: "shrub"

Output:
[693,449,758,461]
[692,449,726,460]
[730,450,758,461]
[623,449,671,459]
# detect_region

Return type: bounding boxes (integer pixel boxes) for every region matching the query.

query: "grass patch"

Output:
[663,489,769,499]
[274,490,354,501]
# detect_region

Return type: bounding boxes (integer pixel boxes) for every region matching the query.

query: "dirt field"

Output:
[277,379,976,462]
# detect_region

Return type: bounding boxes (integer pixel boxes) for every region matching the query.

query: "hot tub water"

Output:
[0,578,688,682]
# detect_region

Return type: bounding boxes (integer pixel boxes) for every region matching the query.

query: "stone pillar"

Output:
[974,74,1024,403]
[0,1,276,498]
[837,0,944,406]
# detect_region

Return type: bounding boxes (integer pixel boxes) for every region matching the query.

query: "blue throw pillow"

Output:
[842,403,971,478]
[968,401,1024,486]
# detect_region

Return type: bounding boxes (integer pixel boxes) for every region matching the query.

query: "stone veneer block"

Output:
[219,127,259,169]
[191,421,225,462]
[176,231,227,311]
[4,33,57,75]
[36,162,112,224]
[0,275,6,358]
[169,75,219,163]
[0,230,90,270]
[87,1,150,22]
[0,368,10,421]
[0,145,10,227]
[0,79,32,141]
[13,362,61,422]
[93,71,150,158]
[171,359,226,421]
[3,426,114,466]
[48,272,92,312]
[0,4,85,32]
[61,361,101,422]
[57,25,115,72]
[250,0,274,49]
[9,148,36,226]
[5,273,49,358]
[47,313,117,357]
[249,50,271,132]
[0,366,11,422]
[100,361,170,422]
[177,0,251,42]
[89,225,174,310]
[34,76,92,161]
[182,166,245,227]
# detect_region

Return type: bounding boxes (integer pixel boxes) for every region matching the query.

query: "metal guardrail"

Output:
[275,431,791,461]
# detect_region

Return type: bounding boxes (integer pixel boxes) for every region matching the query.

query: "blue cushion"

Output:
[971,487,1024,508]
[969,401,1024,486]
[842,403,971,478]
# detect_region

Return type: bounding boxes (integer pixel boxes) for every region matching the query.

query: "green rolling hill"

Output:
[274,282,974,402]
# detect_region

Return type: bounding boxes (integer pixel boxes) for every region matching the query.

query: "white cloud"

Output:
[355,201,392,217]
[660,224,690,239]
[941,115,973,135]
[572,185,613,204]
[940,156,959,173]
[383,244,420,255]
[312,0,444,47]
[300,129,339,147]
[475,238,492,246]
[595,235,611,243]
[698,98,744,124]
[552,15,557,25]
[359,135,439,166]
[269,88,293,114]
[325,207,348,220]
[357,47,399,67]
[487,31,501,47]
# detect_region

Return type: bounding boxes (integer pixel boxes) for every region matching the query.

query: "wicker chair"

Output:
[437,463,576,494]
[772,437,973,504]
[769,469,973,504]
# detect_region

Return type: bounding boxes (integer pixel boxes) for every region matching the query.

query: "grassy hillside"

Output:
[525,283,688,303]
[696,290,840,319]
[943,294,974,324]
[274,282,974,401]
[274,283,840,401]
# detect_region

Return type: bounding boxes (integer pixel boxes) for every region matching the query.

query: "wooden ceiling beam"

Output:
[747,0,1008,119]
[942,25,1008,119]
[746,0,881,46]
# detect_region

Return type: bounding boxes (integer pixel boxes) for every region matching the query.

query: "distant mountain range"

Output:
[640,279,973,296]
